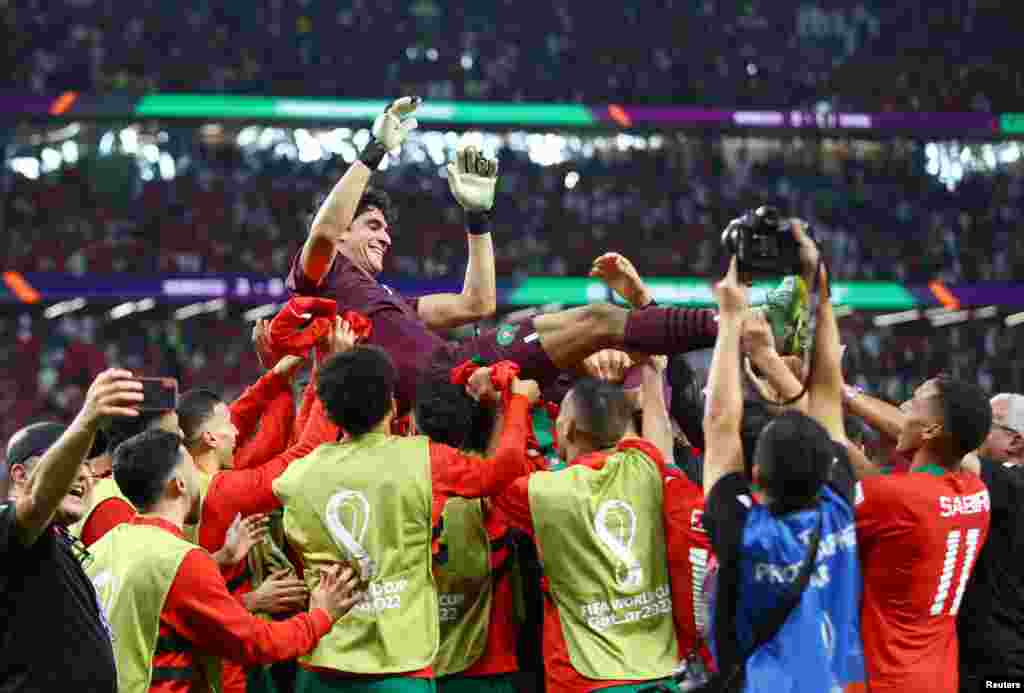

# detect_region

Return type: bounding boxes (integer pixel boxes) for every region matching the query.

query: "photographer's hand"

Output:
[790,219,820,287]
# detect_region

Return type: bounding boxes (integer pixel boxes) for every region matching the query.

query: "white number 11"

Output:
[930,528,981,616]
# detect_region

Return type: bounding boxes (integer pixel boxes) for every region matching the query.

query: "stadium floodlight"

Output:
[109,302,137,320]
[929,309,970,327]
[243,303,280,322]
[43,298,86,320]
[1005,312,1024,328]
[872,310,920,327]
[174,302,207,321]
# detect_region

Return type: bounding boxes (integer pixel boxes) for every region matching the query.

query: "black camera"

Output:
[720,206,809,277]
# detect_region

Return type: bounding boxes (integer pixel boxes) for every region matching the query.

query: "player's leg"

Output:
[445,303,716,387]
[532,303,719,370]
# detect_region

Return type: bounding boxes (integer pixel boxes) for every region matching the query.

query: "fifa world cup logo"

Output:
[594,499,642,589]
[326,489,378,581]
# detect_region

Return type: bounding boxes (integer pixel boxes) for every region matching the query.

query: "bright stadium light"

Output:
[174,303,206,321]
[929,309,970,327]
[872,310,920,327]
[109,302,137,320]
[61,140,79,164]
[10,157,40,180]
[1005,312,1024,328]
[243,304,281,322]
[44,298,86,320]
[40,148,61,173]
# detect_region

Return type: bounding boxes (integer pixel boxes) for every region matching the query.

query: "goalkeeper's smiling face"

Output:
[342,206,391,276]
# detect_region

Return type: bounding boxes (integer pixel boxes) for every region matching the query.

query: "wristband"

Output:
[465,210,492,236]
[359,140,388,170]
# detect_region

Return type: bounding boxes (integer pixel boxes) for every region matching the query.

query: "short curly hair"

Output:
[317,346,397,436]
[414,374,495,452]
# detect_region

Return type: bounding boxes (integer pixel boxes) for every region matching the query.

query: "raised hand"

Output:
[741,309,777,361]
[80,369,144,430]
[272,355,307,382]
[372,97,420,152]
[359,96,421,169]
[509,378,541,406]
[581,349,634,383]
[216,513,270,567]
[466,367,501,404]
[447,145,499,213]
[714,256,749,318]
[790,218,820,284]
[589,252,651,308]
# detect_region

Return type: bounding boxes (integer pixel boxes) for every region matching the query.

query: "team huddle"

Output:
[4,97,1021,693]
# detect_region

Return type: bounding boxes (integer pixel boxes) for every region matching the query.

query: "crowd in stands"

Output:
[1,0,1019,111]
[6,134,1024,285]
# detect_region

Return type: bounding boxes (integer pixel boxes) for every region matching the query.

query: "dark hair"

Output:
[354,187,397,229]
[113,430,184,512]
[414,375,495,451]
[668,355,705,452]
[754,410,835,514]
[177,388,223,447]
[567,377,633,449]
[318,346,397,436]
[105,410,173,454]
[740,399,776,478]
[934,375,992,460]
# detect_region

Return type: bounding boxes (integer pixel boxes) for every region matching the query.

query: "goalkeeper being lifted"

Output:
[286,96,807,415]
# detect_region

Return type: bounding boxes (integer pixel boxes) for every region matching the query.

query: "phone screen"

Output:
[137,377,179,412]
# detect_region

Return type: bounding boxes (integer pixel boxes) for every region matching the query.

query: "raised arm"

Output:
[589,252,653,308]
[300,97,420,283]
[431,380,540,506]
[15,369,142,546]
[793,222,846,443]
[416,146,498,329]
[743,310,808,413]
[843,388,906,442]
[639,356,674,465]
[703,258,748,497]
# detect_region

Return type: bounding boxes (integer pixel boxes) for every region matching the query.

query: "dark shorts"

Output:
[294,670,435,693]
[436,673,517,693]
[435,318,563,390]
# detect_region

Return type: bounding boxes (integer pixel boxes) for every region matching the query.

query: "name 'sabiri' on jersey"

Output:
[939,490,990,519]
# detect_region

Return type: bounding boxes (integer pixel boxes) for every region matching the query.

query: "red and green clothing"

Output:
[277,394,534,685]
[93,516,333,693]
[493,438,678,693]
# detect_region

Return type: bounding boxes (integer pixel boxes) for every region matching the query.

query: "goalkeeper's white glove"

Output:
[447,145,498,213]
[360,96,420,168]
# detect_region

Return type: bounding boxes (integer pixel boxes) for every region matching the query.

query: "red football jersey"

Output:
[855,468,991,693]
[663,474,713,664]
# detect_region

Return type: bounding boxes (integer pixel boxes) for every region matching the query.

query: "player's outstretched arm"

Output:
[300,97,420,283]
[842,389,906,443]
[416,145,498,329]
[797,221,846,443]
[703,258,747,497]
